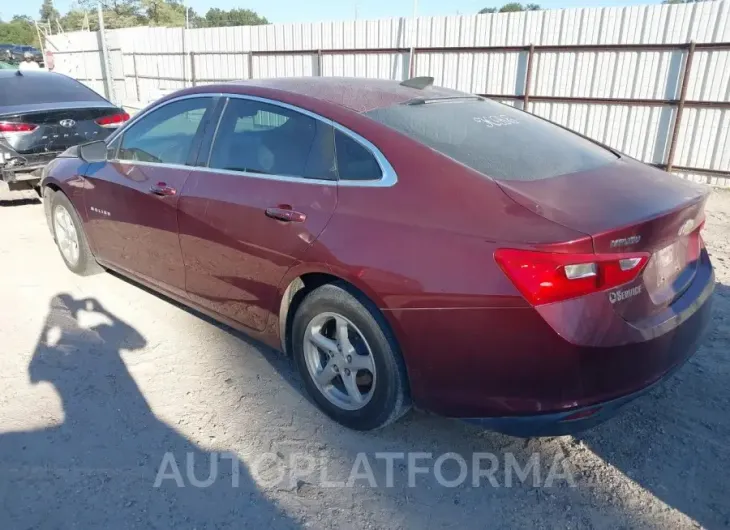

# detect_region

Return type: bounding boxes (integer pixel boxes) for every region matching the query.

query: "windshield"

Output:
[365,98,618,181]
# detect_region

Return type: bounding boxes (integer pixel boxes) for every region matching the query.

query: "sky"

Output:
[7,0,663,24]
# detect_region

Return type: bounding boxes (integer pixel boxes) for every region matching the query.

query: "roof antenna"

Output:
[400,76,434,90]
[15,69,23,76]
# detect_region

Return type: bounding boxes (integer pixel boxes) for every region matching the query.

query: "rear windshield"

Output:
[365,98,617,181]
[0,73,106,106]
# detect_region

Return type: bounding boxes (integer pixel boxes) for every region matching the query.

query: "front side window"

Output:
[118,98,212,165]
[208,98,336,180]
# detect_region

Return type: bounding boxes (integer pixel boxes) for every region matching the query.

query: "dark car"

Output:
[9,44,43,65]
[0,70,128,191]
[0,44,14,63]
[40,77,714,435]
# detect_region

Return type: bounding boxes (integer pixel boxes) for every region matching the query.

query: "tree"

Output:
[0,17,40,47]
[61,9,96,31]
[479,3,541,13]
[76,0,144,19]
[500,2,525,11]
[186,8,206,28]
[4,2,269,35]
[203,7,269,27]
[40,0,61,24]
[143,0,185,26]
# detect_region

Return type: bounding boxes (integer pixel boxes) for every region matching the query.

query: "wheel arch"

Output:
[41,182,63,237]
[277,268,397,359]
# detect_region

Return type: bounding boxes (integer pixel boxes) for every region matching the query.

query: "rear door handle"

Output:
[149,182,177,196]
[265,207,306,223]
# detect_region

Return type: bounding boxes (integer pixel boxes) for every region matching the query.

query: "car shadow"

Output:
[574,280,730,529]
[0,293,300,529]
[0,196,41,207]
[195,282,729,528]
[99,269,728,527]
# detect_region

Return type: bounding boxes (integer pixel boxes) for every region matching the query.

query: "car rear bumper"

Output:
[461,327,705,437]
[386,250,715,429]
[1,150,59,187]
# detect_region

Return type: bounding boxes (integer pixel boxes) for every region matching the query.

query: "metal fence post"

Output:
[247,52,254,79]
[132,53,141,101]
[190,51,197,86]
[317,49,322,76]
[666,40,696,173]
[408,13,418,79]
[97,4,116,103]
[523,44,535,110]
[181,27,187,87]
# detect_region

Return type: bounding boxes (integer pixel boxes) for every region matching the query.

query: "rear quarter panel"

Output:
[308,131,595,407]
[316,127,593,311]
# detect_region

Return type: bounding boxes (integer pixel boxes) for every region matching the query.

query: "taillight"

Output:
[495,249,650,306]
[0,121,38,134]
[95,112,130,128]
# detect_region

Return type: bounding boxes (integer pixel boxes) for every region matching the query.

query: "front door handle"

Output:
[149,182,177,196]
[265,207,306,223]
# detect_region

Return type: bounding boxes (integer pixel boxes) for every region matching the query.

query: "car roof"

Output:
[224,77,466,113]
[0,70,57,79]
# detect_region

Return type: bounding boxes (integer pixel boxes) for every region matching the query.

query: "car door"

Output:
[83,95,218,298]
[177,96,339,331]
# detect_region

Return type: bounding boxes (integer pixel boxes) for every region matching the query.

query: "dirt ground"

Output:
[0,186,728,530]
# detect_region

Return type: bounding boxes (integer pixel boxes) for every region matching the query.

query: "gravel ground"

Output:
[0,186,728,530]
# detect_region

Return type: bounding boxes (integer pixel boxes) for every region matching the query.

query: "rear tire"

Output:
[50,191,98,276]
[292,282,411,430]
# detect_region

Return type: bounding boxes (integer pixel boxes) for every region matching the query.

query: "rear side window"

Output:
[0,73,107,106]
[334,130,382,181]
[365,98,617,181]
[208,98,336,180]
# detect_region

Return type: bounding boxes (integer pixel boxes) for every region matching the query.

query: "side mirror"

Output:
[78,140,108,163]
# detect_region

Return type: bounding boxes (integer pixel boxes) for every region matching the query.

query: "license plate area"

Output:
[655,242,685,287]
[643,238,696,306]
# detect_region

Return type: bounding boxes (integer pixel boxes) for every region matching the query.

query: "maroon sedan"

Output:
[40,77,714,435]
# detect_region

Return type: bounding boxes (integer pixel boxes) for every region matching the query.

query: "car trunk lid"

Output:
[0,105,120,156]
[496,159,709,321]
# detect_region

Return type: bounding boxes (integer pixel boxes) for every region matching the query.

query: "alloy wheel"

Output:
[54,205,80,266]
[303,312,377,411]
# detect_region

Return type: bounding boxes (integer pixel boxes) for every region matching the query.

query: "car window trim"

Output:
[109,94,220,168]
[193,97,228,167]
[333,128,384,183]
[201,94,397,188]
[105,92,397,188]
[104,93,222,146]
[202,96,338,183]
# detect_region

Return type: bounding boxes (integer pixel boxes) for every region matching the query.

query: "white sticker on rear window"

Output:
[473,115,520,128]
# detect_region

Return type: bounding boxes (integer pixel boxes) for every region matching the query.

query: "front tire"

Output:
[50,191,97,275]
[292,282,410,430]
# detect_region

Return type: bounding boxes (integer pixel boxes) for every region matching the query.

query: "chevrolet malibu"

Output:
[40,77,714,435]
